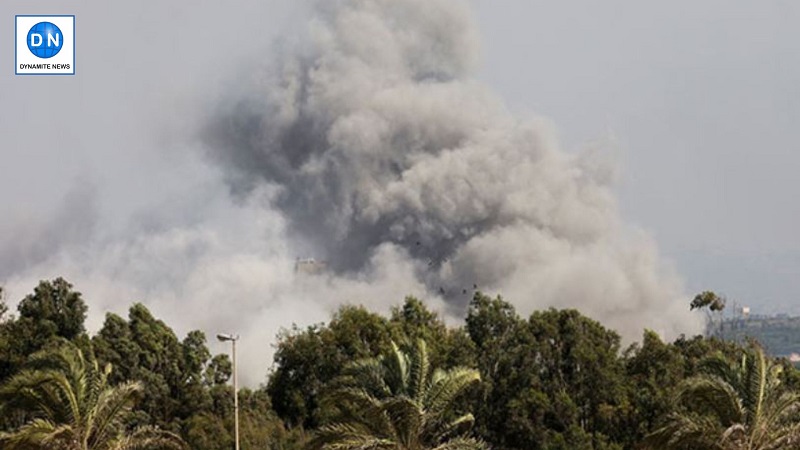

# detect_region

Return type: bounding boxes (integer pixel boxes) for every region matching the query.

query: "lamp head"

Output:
[217,333,238,342]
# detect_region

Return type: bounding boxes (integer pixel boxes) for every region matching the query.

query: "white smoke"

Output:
[2,178,441,386]
[1,0,701,386]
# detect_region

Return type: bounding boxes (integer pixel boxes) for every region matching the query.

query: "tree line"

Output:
[1,278,799,449]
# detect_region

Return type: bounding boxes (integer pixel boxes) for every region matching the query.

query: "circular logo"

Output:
[27,22,63,59]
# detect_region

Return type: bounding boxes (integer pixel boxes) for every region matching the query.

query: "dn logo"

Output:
[27,22,63,59]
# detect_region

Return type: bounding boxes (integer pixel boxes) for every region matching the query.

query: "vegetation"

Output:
[310,339,484,450]
[1,278,799,449]
[0,343,185,450]
[646,345,800,449]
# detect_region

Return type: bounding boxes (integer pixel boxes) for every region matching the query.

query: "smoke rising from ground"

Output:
[205,0,701,333]
[0,0,702,385]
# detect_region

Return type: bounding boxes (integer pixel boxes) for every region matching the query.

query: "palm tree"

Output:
[646,344,800,450]
[309,339,486,450]
[0,343,186,450]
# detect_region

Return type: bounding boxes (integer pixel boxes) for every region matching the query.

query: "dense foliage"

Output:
[309,339,485,450]
[1,279,799,449]
[646,345,800,449]
[0,343,185,450]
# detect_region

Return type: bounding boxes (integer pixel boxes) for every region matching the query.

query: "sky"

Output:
[1,1,798,383]
[471,1,800,314]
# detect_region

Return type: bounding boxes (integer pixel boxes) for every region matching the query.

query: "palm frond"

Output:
[108,425,187,450]
[644,413,721,450]
[0,417,76,450]
[647,343,800,450]
[85,381,143,448]
[742,345,768,427]
[409,340,430,400]
[762,421,800,450]
[0,371,63,420]
[309,423,397,450]
[342,359,389,390]
[678,375,743,425]
[698,353,742,391]
[383,342,410,396]
[0,343,187,450]
[313,339,483,450]
[383,396,422,448]
[423,368,480,419]
[322,386,394,434]
[425,413,475,443]
[431,437,488,450]
[718,423,746,448]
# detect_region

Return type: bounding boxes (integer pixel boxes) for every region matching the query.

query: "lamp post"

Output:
[217,333,240,450]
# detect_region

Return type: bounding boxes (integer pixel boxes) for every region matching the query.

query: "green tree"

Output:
[204,354,232,386]
[388,298,476,370]
[184,413,232,450]
[691,291,727,338]
[0,286,7,321]
[465,293,517,351]
[268,304,395,428]
[269,298,474,429]
[310,339,485,450]
[177,330,213,419]
[465,294,535,448]
[184,389,287,450]
[93,313,140,386]
[0,342,186,450]
[619,330,686,447]
[0,287,11,380]
[0,278,89,382]
[646,344,800,450]
[17,278,88,342]
[93,304,219,430]
[671,334,741,379]
[239,388,294,450]
[466,293,625,450]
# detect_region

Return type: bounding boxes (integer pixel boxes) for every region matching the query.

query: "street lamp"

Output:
[217,333,240,450]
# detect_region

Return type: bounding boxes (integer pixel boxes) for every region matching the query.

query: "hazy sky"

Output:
[1,1,798,381]
[472,1,800,314]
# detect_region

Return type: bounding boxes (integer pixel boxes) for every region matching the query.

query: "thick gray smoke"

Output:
[205,0,701,332]
[1,0,702,386]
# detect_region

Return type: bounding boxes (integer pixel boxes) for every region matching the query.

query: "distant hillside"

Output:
[715,315,800,361]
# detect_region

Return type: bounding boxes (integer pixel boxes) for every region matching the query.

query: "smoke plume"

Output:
[205,0,701,333]
[1,0,702,385]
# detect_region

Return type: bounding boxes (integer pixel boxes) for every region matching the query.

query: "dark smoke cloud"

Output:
[206,0,483,275]
[204,0,702,337]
